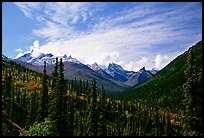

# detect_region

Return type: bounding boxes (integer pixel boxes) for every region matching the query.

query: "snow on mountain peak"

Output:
[16,51,81,66]
[150,67,159,74]
[63,54,68,58]
[108,62,125,72]
[87,62,101,71]
[105,62,127,78]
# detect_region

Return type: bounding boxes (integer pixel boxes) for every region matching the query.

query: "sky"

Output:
[2,2,202,71]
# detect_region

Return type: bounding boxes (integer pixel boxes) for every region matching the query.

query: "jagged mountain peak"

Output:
[108,62,125,72]
[139,66,146,71]
[63,54,68,58]
[15,50,158,87]
[46,53,54,57]
[92,62,99,66]
[16,51,81,66]
[88,62,101,71]
[150,67,159,74]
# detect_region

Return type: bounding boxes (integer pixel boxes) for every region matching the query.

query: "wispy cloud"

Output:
[15,2,41,19]
[15,48,23,53]
[14,2,202,71]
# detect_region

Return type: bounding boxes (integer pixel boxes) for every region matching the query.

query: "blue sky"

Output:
[2,2,202,71]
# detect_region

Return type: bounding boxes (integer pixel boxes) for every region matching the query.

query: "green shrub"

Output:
[19,118,54,136]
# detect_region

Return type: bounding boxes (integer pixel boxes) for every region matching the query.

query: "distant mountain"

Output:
[16,51,81,66]
[87,62,101,71]
[87,63,113,79]
[14,49,158,91]
[105,63,129,82]
[124,67,157,86]
[104,63,158,86]
[14,52,128,92]
[149,67,159,74]
[16,53,33,62]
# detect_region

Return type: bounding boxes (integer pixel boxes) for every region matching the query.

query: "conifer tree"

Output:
[182,49,202,135]
[79,79,82,95]
[41,61,48,121]
[56,58,68,136]
[16,85,21,124]
[4,70,13,118]
[101,84,107,136]
[22,89,28,127]
[71,79,74,92]
[74,77,77,93]
[52,57,59,90]
[30,88,37,124]
[85,80,89,96]
[90,78,98,136]
[49,57,59,135]
[69,99,74,136]
[182,49,194,133]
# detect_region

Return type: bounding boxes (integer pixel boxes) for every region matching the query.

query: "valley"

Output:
[2,2,202,136]
[2,41,202,136]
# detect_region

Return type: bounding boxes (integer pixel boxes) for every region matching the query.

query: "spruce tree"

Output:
[4,70,13,118]
[90,78,98,136]
[56,58,68,136]
[41,61,48,121]
[30,88,37,125]
[52,57,59,90]
[74,77,77,93]
[182,49,202,135]
[182,49,194,133]
[101,84,107,136]
[71,79,74,92]
[49,57,59,135]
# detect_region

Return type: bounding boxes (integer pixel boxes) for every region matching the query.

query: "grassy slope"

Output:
[115,41,202,112]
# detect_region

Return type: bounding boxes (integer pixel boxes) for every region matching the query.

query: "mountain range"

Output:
[13,50,158,92]
[114,40,202,112]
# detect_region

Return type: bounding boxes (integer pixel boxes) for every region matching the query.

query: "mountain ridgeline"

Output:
[2,41,202,136]
[13,51,158,92]
[115,40,202,112]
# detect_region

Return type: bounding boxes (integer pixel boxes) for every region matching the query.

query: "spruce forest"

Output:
[2,41,202,136]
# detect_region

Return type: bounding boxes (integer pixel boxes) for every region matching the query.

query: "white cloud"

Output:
[15,48,23,53]
[15,48,24,59]
[32,21,73,41]
[14,2,202,71]
[123,56,155,71]
[30,40,42,58]
[33,40,40,49]
[155,54,169,69]
[15,2,94,26]
[14,2,41,19]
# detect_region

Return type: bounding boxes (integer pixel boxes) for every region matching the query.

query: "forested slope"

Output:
[2,39,202,136]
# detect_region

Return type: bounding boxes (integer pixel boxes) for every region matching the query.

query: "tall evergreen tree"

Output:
[56,58,68,136]
[30,88,37,125]
[71,79,74,92]
[182,49,195,133]
[85,80,89,96]
[90,78,98,136]
[41,61,49,121]
[79,79,82,96]
[101,84,107,136]
[52,57,59,90]
[3,70,13,118]
[182,49,202,135]
[49,57,59,135]
[74,77,77,93]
